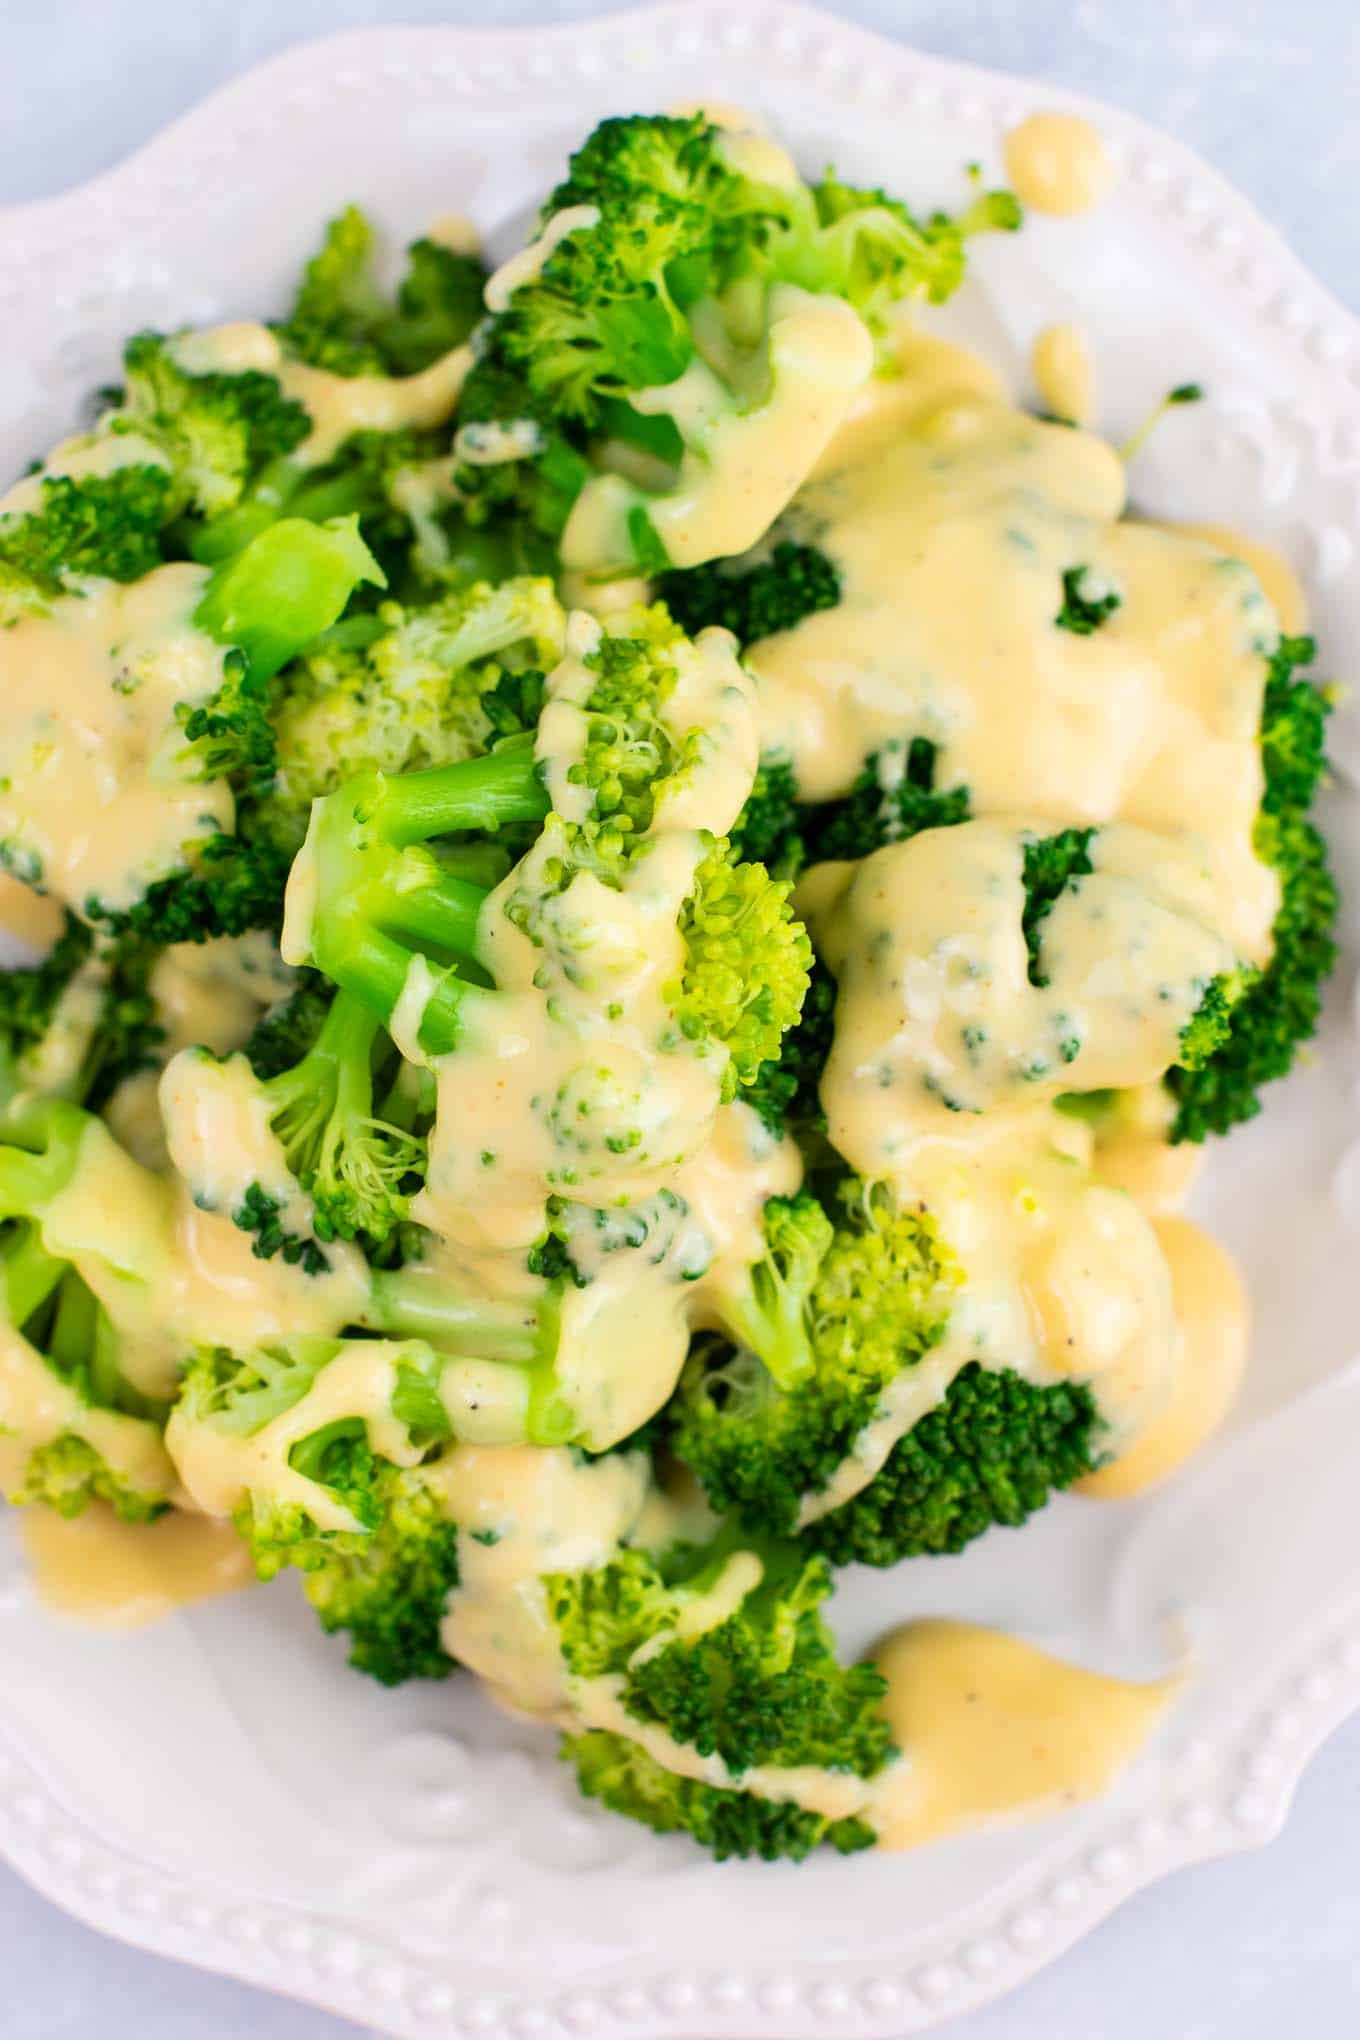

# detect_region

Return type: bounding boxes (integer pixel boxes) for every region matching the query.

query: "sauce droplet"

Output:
[1005,113,1115,217]
[1077,1216,1248,1499]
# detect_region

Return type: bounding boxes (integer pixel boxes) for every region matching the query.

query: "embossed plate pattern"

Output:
[1,5,1358,2033]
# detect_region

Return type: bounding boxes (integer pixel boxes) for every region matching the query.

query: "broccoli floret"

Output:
[742,963,837,1138]
[164,989,426,1263]
[549,1525,895,1861]
[289,609,808,1092]
[0,1217,173,1521]
[0,916,162,1111]
[1168,634,1338,1139]
[300,1458,462,1683]
[0,462,173,615]
[728,757,805,874]
[478,114,1016,571]
[67,516,383,944]
[243,975,336,1078]
[657,542,841,646]
[805,738,971,864]
[564,1730,877,1861]
[670,1179,958,1534]
[732,738,970,883]
[276,207,486,378]
[670,1178,1103,1563]
[269,576,563,838]
[801,1363,1102,1566]
[118,329,310,518]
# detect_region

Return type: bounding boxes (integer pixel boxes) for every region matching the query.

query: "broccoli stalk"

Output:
[1168,633,1338,1138]
[0,1218,174,1522]
[164,988,427,1268]
[285,745,547,1053]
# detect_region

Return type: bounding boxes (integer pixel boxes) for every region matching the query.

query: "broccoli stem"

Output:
[301,746,549,1053]
[193,516,384,681]
[1,1223,66,1326]
[373,747,548,845]
[187,459,389,565]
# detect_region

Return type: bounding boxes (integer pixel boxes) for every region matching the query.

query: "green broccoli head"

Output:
[118,328,310,518]
[671,1178,958,1534]
[657,541,841,648]
[163,988,427,1267]
[475,113,1016,571]
[299,1457,462,1683]
[269,575,563,839]
[1168,633,1338,1139]
[276,206,486,378]
[800,1363,1103,1567]
[550,1523,895,1860]
[0,461,173,617]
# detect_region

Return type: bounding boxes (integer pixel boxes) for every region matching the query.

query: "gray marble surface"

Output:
[3,1,1359,2033]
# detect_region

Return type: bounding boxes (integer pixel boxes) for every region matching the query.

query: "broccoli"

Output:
[670,1178,959,1535]
[474,114,1017,571]
[0,915,162,1111]
[162,988,427,1266]
[276,206,486,379]
[268,576,564,839]
[742,963,837,1138]
[0,515,383,946]
[801,1364,1102,1566]
[803,737,971,865]
[299,1458,463,1683]
[0,458,173,617]
[669,1178,1108,1565]
[0,1216,174,1522]
[657,541,841,646]
[729,736,969,882]
[1168,633,1338,1139]
[551,1524,895,1860]
[116,328,311,520]
[1055,564,1121,635]
[287,609,809,1112]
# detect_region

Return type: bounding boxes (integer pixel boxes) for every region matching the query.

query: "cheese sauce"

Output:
[751,329,1279,967]
[18,1502,255,1628]
[168,322,472,467]
[561,287,874,571]
[1004,114,1114,217]
[870,1619,1171,1848]
[412,615,759,1257]
[1032,322,1096,426]
[0,873,64,954]
[0,565,233,916]
[1077,1216,1247,1498]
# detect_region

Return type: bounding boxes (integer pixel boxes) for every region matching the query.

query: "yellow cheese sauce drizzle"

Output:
[18,1503,255,1629]
[869,1620,1173,1849]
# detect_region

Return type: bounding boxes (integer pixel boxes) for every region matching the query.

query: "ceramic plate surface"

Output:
[2,5,1359,2033]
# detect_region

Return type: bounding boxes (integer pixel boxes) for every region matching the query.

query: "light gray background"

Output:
[3,2,1358,2033]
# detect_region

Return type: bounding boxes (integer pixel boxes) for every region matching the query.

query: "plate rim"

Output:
[2,3,1359,2032]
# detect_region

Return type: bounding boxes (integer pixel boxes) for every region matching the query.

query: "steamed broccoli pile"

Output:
[0,101,1339,1873]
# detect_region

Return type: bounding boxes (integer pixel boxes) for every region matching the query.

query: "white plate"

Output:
[1,4,1359,2033]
